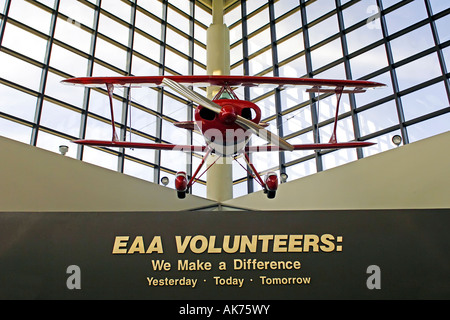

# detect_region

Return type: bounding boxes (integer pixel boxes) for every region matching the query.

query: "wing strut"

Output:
[242,152,266,188]
[187,147,213,189]
[106,83,119,142]
[329,87,344,144]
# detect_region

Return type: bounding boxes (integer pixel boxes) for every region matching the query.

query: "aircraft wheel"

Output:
[175,172,188,199]
[267,190,276,199]
[265,172,278,199]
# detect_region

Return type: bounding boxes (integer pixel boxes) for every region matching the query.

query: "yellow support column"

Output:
[206,0,233,202]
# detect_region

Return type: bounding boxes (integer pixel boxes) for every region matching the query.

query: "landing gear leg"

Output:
[241,152,279,199]
[174,148,213,200]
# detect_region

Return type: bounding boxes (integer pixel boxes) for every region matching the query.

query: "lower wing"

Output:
[246,141,375,152]
[73,139,373,152]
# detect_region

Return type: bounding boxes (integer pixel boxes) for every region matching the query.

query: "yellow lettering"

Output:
[128,236,145,254]
[303,234,320,252]
[320,234,335,252]
[112,236,129,254]
[273,235,288,252]
[190,235,208,253]
[146,236,164,254]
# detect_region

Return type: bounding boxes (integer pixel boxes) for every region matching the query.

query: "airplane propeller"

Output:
[162,78,294,151]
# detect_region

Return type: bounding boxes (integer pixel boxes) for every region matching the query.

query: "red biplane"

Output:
[62,75,384,199]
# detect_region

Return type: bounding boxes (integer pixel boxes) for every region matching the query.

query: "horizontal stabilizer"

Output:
[173,121,197,130]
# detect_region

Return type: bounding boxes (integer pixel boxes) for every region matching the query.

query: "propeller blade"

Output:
[235,116,294,151]
[162,78,222,114]
[162,78,294,151]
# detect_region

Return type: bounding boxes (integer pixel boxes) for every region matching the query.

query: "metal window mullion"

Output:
[117,0,137,174]
[240,0,254,194]
[31,0,60,147]
[186,0,195,187]
[300,0,323,173]
[77,0,102,161]
[268,0,286,179]
[424,0,450,105]
[377,0,409,145]
[154,0,168,185]
[335,0,364,159]
[0,0,11,48]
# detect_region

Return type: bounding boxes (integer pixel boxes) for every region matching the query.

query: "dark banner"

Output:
[0,210,449,300]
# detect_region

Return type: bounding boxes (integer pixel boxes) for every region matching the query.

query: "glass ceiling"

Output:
[0,0,449,199]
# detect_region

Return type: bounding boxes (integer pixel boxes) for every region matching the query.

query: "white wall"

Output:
[0,136,215,212]
[224,131,450,210]
[1,131,449,212]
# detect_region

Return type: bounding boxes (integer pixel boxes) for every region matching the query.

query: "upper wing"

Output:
[61,75,385,91]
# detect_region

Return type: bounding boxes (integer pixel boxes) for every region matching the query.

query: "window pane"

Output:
[45,72,85,107]
[49,44,89,76]
[83,146,118,171]
[282,106,312,136]
[407,114,450,142]
[346,23,383,54]
[350,45,388,79]
[0,117,32,143]
[95,38,128,71]
[59,0,96,28]
[435,14,450,44]
[342,0,379,28]
[135,10,163,40]
[357,101,398,136]
[384,1,427,35]
[311,38,342,71]
[428,0,450,14]
[396,53,441,91]
[362,129,402,157]
[275,11,301,39]
[8,0,52,34]
[124,159,155,183]
[54,18,92,53]
[308,14,338,46]
[0,84,37,122]
[401,82,449,121]
[35,131,78,158]
[0,52,43,92]
[248,28,270,55]
[305,0,335,22]
[390,25,435,63]
[98,13,130,46]
[2,23,48,62]
[40,100,81,137]
[277,33,304,62]
[247,7,269,35]
[278,55,307,77]
[286,159,317,180]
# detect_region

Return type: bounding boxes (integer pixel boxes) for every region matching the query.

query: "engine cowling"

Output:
[218,104,237,125]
